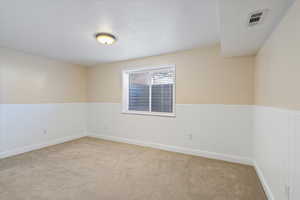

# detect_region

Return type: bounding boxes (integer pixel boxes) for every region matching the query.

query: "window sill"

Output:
[121,111,176,117]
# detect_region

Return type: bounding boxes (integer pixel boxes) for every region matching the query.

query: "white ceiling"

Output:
[219,0,295,57]
[0,0,220,66]
[0,0,294,66]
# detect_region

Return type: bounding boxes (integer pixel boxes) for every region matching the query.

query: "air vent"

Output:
[248,9,268,26]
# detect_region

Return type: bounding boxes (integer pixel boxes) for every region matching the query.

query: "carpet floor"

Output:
[0,137,266,200]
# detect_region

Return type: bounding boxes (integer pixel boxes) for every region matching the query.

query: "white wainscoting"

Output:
[0,103,87,158]
[0,104,5,154]
[253,106,300,200]
[87,103,253,165]
[2,102,299,200]
[291,111,300,200]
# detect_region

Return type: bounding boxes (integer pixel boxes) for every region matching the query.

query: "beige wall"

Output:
[87,45,254,105]
[255,0,300,110]
[0,45,255,105]
[0,48,87,104]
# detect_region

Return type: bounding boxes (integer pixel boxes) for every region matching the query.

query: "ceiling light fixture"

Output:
[95,32,117,45]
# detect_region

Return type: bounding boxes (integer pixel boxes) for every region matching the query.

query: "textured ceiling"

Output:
[0,0,294,66]
[0,0,219,66]
[219,0,295,57]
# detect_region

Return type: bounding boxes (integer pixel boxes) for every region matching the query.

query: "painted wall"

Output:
[254,2,300,111]
[0,48,87,104]
[88,45,254,105]
[254,1,300,200]
[88,103,253,164]
[0,103,86,158]
[0,48,87,157]
[86,45,255,164]
[0,45,255,163]
[253,106,294,200]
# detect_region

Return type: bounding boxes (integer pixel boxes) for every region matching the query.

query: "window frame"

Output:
[122,65,176,117]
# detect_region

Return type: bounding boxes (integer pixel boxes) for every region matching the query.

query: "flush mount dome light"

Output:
[95,32,117,45]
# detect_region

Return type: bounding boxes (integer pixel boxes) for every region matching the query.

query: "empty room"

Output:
[0,0,299,199]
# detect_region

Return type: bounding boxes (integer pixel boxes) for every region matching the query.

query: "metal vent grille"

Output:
[248,10,267,26]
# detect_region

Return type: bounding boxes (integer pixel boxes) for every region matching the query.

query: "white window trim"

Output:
[122,65,176,117]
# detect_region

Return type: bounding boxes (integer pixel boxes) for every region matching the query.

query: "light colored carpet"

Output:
[0,137,266,200]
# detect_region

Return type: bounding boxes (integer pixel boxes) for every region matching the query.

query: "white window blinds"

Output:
[151,70,174,113]
[128,72,150,111]
[123,66,175,116]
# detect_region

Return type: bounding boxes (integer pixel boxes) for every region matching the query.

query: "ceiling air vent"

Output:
[248,9,268,26]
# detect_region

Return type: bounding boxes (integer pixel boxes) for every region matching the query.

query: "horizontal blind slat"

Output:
[151,70,174,113]
[128,72,150,111]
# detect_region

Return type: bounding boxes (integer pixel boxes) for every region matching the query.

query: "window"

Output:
[122,65,175,116]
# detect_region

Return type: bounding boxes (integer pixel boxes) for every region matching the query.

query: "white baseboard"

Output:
[89,133,253,166]
[254,161,274,200]
[0,134,85,159]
